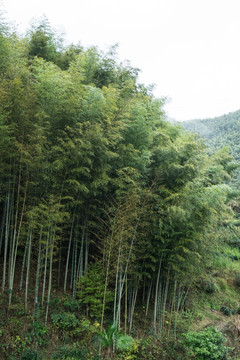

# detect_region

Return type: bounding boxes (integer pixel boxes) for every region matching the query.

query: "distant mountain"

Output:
[166,117,177,124]
[180,109,240,186]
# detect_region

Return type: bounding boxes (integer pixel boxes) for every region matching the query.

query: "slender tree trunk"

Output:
[72,224,78,298]
[42,232,49,305]
[116,218,140,329]
[0,199,7,257]
[64,209,76,293]
[9,166,21,286]
[179,283,192,312]
[167,283,175,337]
[70,236,76,290]
[65,199,77,294]
[125,275,128,334]
[142,275,146,305]
[113,228,123,324]
[129,284,138,332]
[100,224,115,332]
[116,271,123,329]
[145,280,152,317]
[25,226,33,311]
[76,219,86,288]
[84,227,89,274]
[57,238,62,288]
[173,277,177,343]
[45,231,54,324]
[34,228,42,314]
[19,230,29,292]
[80,223,85,278]
[160,269,170,334]
[153,260,162,334]
[9,182,27,306]
[2,192,10,292]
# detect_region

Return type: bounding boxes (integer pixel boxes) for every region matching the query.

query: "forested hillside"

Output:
[1,17,240,360]
[181,110,240,187]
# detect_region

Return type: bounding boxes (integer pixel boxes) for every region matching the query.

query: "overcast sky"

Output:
[2,0,240,121]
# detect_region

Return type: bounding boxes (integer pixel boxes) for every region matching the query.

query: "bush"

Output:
[50,345,87,359]
[204,281,218,293]
[76,263,113,320]
[199,278,219,293]
[20,348,43,359]
[26,321,48,346]
[50,344,100,359]
[97,323,134,354]
[51,312,80,330]
[63,299,80,312]
[182,326,232,360]
[220,306,237,316]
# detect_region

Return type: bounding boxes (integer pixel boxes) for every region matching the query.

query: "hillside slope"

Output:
[181,109,240,159]
[181,110,240,186]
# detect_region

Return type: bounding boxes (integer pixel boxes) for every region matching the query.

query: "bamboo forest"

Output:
[1,17,240,360]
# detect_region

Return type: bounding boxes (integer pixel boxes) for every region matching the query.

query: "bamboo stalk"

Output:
[25,226,33,311]
[41,232,49,305]
[64,209,76,293]
[2,192,10,292]
[34,228,42,314]
[129,284,138,333]
[9,182,27,306]
[153,260,162,334]
[45,230,54,324]
[145,280,152,317]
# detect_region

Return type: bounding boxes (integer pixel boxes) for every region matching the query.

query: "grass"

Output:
[212,245,240,273]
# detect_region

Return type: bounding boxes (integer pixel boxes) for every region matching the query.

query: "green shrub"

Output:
[49,297,62,308]
[20,348,43,360]
[26,321,48,346]
[220,306,236,316]
[182,326,232,360]
[63,299,80,312]
[50,345,86,359]
[76,263,113,320]
[199,278,219,293]
[51,312,80,330]
[50,344,100,359]
[205,281,219,293]
[97,323,134,353]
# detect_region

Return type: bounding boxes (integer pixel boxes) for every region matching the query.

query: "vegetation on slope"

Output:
[181,110,240,187]
[0,15,240,359]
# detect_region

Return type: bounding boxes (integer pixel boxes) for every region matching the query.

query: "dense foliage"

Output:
[181,110,240,187]
[0,16,239,359]
[182,327,232,360]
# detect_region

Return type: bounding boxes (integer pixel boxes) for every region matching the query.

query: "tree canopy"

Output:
[0,17,239,359]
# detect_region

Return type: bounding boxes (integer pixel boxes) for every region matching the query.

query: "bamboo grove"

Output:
[0,17,239,335]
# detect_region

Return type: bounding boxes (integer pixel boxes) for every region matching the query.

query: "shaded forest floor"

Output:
[1,246,240,359]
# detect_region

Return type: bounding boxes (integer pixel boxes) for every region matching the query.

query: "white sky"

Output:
[2,0,240,121]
